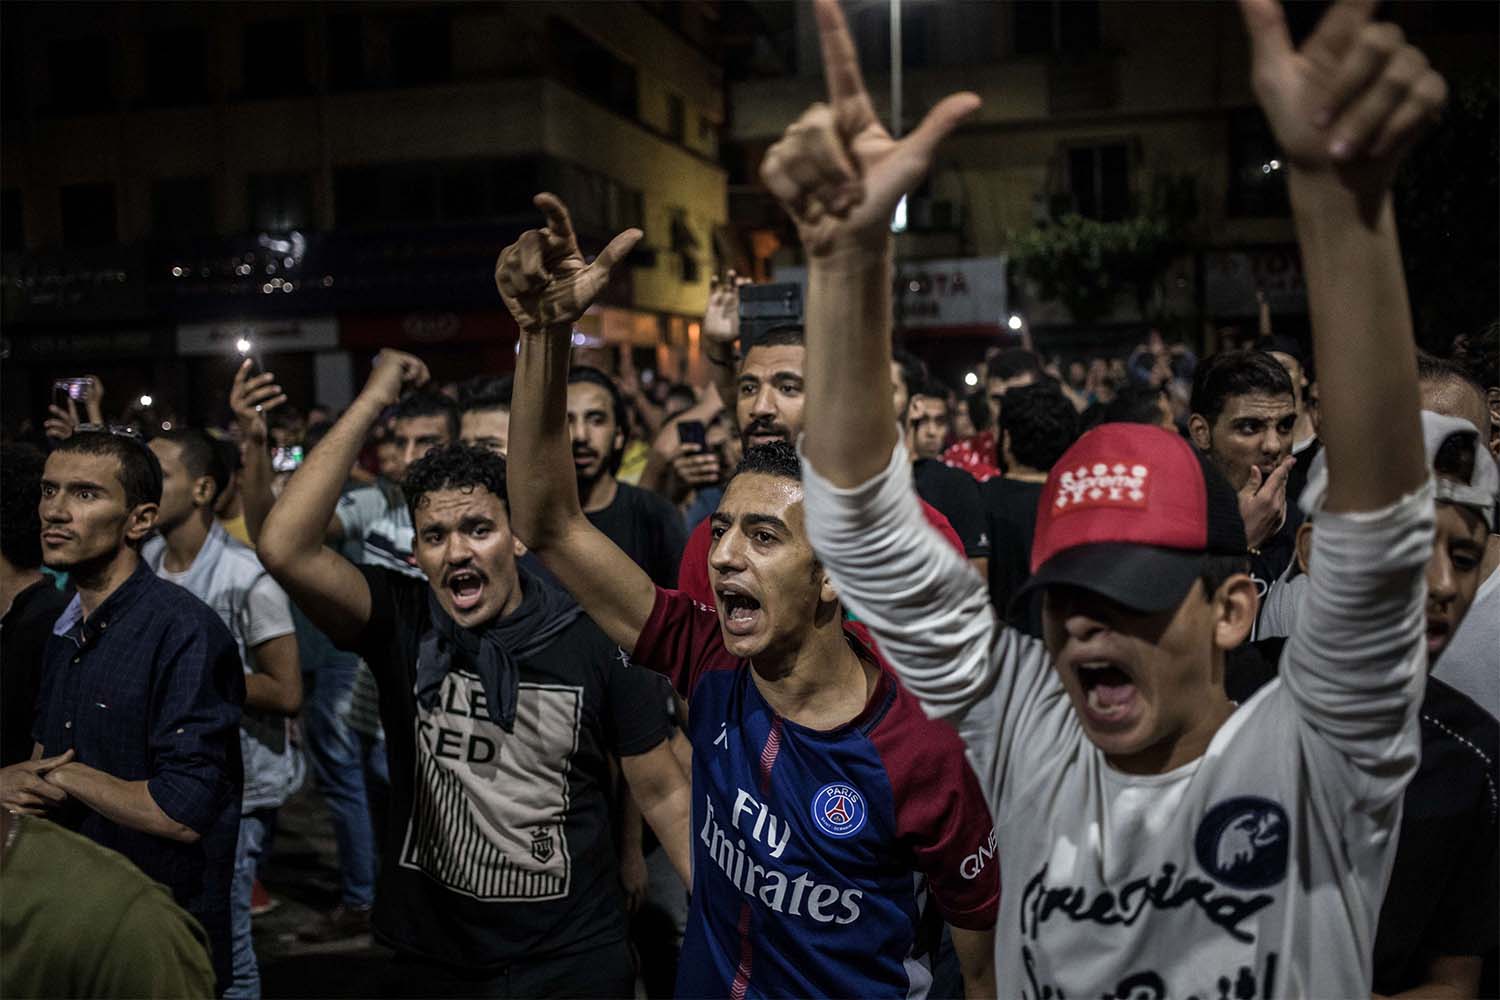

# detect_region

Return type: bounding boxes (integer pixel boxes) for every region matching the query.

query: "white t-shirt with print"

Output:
[337,484,423,579]
[145,525,304,810]
[802,440,1433,1000]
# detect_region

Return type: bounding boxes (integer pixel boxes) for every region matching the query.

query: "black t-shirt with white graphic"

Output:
[347,566,670,970]
[585,482,687,589]
[912,458,990,559]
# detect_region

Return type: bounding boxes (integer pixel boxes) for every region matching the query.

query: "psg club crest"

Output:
[810,783,867,839]
[1194,797,1289,890]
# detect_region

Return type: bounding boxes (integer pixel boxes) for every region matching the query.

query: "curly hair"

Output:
[1,443,47,569]
[403,442,509,521]
[999,381,1080,472]
[734,440,802,482]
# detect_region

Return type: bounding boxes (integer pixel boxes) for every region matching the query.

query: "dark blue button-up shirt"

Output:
[35,557,244,992]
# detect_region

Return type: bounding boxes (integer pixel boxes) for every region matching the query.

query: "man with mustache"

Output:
[569,366,687,589]
[1187,350,1300,592]
[258,354,691,996]
[675,321,966,606]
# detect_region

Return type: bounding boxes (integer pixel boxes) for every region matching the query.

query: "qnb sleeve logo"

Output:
[1194,797,1289,891]
[810,783,868,839]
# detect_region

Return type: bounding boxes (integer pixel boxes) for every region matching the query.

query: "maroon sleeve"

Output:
[631,586,730,700]
[676,518,715,608]
[918,498,968,559]
[873,687,1000,930]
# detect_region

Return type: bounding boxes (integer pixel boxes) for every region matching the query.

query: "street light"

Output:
[139,394,154,407]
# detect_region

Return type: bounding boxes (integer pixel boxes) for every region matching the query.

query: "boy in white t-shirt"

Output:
[766,0,1447,994]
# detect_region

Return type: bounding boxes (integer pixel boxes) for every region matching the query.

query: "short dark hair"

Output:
[744,324,806,358]
[1099,383,1170,428]
[458,374,513,416]
[53,430,163,510]
[963,388,993,430]
[156,428,230,501]
[734,440,802,482]
[909,374,950,408]
[1,443,47,568]
[1189,350,1294,425]
[403,442,509,522]
[394,391,460,440]
[1199,554,1251,597]
[1417,352,1487,400]
[892,348,929,403]
[987,348,1042,382]
[999,381,1079,471]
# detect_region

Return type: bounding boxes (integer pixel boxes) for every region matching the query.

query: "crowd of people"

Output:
[2,1,1497,997]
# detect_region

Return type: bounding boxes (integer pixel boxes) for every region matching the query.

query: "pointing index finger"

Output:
[533,192,575,241]
[814,0,878,131]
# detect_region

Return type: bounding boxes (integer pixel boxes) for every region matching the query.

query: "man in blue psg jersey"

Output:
[501,193,998,999]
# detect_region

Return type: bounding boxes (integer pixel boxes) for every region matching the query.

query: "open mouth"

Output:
[446,569,487,612]
[1425,616,1452,656]
[718,591,764,636]
[1075,661,1139,727]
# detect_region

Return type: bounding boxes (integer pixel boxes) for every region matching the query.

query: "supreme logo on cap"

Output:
[1054,461,1150,514]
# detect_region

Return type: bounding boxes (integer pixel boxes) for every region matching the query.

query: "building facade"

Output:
[2,1,727,427]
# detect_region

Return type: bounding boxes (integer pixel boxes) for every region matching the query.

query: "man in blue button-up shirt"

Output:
[0,430,244,994]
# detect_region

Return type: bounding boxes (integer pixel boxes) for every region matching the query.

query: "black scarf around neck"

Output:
[414,566,582,732]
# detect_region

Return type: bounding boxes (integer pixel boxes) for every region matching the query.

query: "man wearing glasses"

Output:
[0,428,244,996]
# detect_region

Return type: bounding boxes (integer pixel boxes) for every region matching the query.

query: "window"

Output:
[327,12,365,91]
[60,183,117,247]
[851,5,932,76]
[666,93,685,143]
[49,36,112,113]
[248,172,312,231]
[1066,142,1129,221]
[152,177,215,238]
[548,19,638,121]
[243,18,309,98]
[335,159,543,228]
[390,10,451,87]
[1227,109,1289,218]
[1015,1,1100,56]
[145,26,208,106]
[2,189,22,250]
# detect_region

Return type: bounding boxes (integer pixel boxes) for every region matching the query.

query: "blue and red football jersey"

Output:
[633,588,998,1000]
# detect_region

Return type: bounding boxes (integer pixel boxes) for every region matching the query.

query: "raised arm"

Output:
[774,0,978,489]
[500,194,657,652]
[1242,0,1437,510]
[228,358,285,544]
[1241,0,1441,789]
[258,350,428,646]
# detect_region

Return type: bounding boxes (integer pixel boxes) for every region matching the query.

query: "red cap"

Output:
[1015,424,1246,613]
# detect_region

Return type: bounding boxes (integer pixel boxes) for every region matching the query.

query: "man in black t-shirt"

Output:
[260,352,689,996]
[569,366,687,588]
[1187,350,1300,594]
[981,381,1079,634]
[890,360,989,576]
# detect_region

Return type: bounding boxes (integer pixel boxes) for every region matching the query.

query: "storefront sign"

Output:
[176,317,338,356]
[776,256,1008,332]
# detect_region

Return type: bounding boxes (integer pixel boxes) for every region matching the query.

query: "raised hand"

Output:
[495,193,642,335]
[43,398,80,441]
[361,349,430,409]
[230,358,287,446]
[1239,455,1295,550]
[1240,0,1446,195]
[703,270,750,346]
[759,0,979,256]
